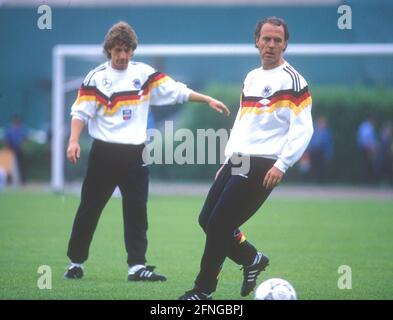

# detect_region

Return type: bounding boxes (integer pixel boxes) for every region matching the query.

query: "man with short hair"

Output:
[179,17,313,300]
[64,21,229,281]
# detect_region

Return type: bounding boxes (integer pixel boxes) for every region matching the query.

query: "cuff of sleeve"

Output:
[274,159,288,173]
[183,87,193,102]
[72,114,88,124]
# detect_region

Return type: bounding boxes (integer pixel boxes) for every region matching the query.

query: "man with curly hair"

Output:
[64,21,229,282]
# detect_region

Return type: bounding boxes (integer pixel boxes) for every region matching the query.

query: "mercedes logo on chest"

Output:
[102,78,112,89]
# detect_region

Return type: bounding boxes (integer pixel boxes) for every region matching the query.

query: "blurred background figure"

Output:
[357,116,379,184]
[307,115,334,183]
[0,147,19,189]
[0,168,6,190]
[378,121,393,185]
[4,115,28,184]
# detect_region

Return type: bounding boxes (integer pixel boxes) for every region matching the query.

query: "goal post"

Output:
[51,43,393,192]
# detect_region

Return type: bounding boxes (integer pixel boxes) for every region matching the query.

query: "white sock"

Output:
[70,262,83,269]
[128,264,145,275]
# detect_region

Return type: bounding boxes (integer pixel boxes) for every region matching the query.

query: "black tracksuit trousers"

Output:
[195,155,275,293]
[67,139,149,266]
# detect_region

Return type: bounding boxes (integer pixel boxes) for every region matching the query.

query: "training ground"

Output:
[0,183,392,300]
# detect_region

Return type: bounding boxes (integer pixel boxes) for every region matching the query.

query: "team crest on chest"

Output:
[122,109,132,120]
[132,78,141,89]
[102,78,112,89]
[262,85,272,98]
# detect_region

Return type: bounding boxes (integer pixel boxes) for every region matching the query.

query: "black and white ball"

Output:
[255,278,297,300]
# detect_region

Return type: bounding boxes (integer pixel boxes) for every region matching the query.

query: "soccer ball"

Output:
[255,278,297,300]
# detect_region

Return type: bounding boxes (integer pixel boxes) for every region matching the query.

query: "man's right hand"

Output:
[67,141,81,165]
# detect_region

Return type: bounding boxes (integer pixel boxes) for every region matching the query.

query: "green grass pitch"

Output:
[0,191,392,300]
